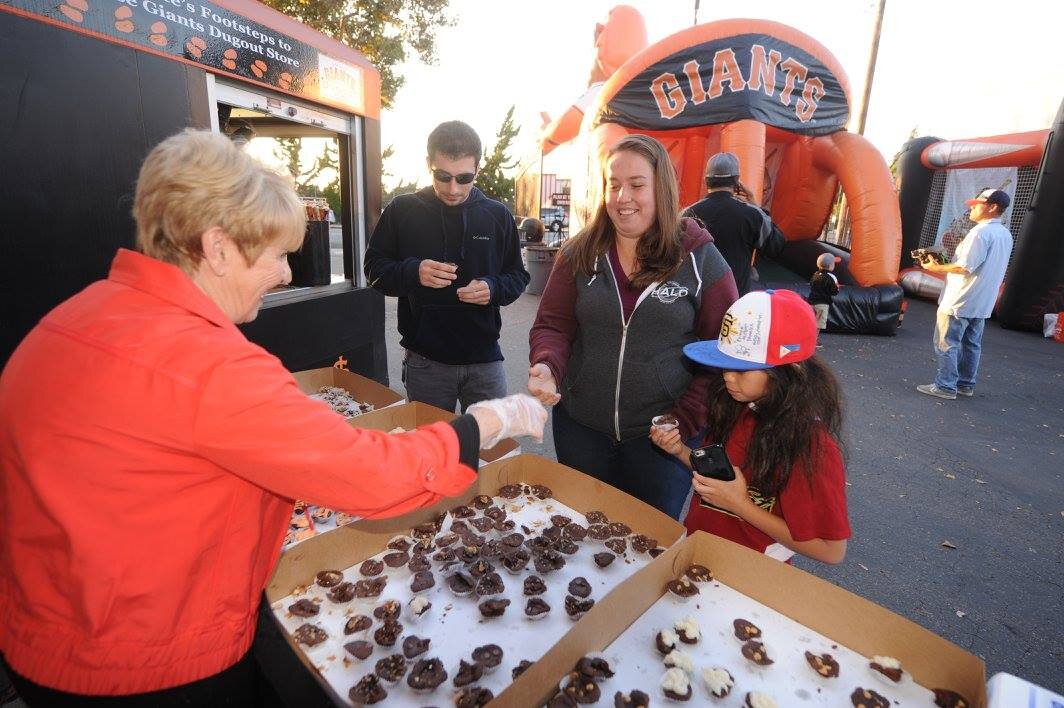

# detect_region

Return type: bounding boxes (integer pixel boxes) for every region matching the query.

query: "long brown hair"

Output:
[703,356,844,499]
[563,134,683,290]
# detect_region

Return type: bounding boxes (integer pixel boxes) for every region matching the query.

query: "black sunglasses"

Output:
[432,168,476,185]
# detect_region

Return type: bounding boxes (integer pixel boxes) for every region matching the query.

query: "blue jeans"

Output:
[933,313,985,393]
[552,403,694,520]
[402,350,507,413]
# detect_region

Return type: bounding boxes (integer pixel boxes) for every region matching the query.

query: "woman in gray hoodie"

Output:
[528,134,738,518]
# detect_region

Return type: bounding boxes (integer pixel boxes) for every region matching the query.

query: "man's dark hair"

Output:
[706,175,738,190]
[427,121,482,163]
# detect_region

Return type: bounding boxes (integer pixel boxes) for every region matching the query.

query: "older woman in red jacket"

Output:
[0,130,545,704]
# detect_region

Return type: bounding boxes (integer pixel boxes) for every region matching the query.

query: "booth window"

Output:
[212,80,363,302]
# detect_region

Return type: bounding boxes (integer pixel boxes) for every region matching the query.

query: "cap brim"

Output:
[964,198,984,206]
[683,340,771,371]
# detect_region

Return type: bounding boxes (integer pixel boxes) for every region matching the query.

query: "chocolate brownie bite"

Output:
[700,667,734,698]
[665,577,700,601]
[484,506,506,522]
[412,522,438,540]
[512,660,534,680]
[587,524,611,541]
[685,564,713,583]
[585,510,608,525]
[374,654,407,685]
[472,494,494,510]
[563,523,588,541]
[470,517,495,533]
[575,656,614,680]
[408,554,432,573]
[451,504,476,519]
[466,559,495,579]
[373,620,402,647]
[548,691,578,707]
[453,659,484,687]
[550,514,573,527]
[411,538,436,555]
[353,577,388,599]
[472,643,504,671]
[328,581,358,603]
[674,616,700,644]
[529,484,553,499]
[292,623,327,647]
[493,518,516,533]
[607,522,631,537]
[478,598,510,618]
[556,538,580,555]
[373,600,400,622]
[457,545,481,564]
[524,597,551,620]
[744,691,779,708]
[614,689,650,707]
[407,657,447,692]
[501,531,525,547]
[630,534,656,554]
[567,576,592,598]
[542,525,562,542]
[344,640,374,660]
[605,538,627,555]
[740,640,773,666]
[869,655,903,683]
[433,547,456,563]
[593,552,616,568]
[344,614,373,635]
[348,674,387,705]
[475,572,505,597]
[850,687,890,708]
[447,570,476,597]
[315,569,343,587]
[288,598,319,617]
[410,570,435,593]
[480,539,504,560]
[359,559,384,577]
[733,618,761,641]
[527,536,554,554]
[660,667,692,701]
[804,651,840,678]
[383,551,410,568]
[534,549,566,574]
[933,689,970,708]
[648,547,666,558]
[562,671,601,704]
[564,595,594,620]
[403,635,430,659]
[498,483,522,499]
[501,548,531,573]
[455,686,494,707]
[523,575,547,596]
[655,628,679,655]
[387,536,411,552]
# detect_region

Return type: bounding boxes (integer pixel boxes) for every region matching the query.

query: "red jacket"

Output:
[0,250,475,695]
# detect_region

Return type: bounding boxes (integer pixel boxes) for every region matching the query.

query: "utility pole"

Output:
[693,0,700,26]
[834,0,886,245]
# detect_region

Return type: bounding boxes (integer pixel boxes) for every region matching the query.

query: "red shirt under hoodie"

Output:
[0,249,475,695]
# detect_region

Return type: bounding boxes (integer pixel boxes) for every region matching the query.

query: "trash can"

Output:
[525,244,560,295]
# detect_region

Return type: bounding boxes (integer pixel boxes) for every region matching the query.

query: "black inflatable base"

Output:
[786,283,905,336]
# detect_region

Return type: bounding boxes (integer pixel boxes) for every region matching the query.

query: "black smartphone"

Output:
[689,443,736,481]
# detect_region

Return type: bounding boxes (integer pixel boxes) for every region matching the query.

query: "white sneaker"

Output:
[917,384,956,400]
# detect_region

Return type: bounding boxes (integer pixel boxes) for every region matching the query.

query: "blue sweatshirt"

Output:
[364,186,530,364]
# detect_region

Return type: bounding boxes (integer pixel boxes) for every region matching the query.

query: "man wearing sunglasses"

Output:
[365,121,530,413]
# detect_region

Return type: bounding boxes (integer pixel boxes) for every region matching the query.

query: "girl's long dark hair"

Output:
[704,356,844,499]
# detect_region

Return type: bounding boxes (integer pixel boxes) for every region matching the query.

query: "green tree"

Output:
[477,105,519,211]
[260,0,453,108]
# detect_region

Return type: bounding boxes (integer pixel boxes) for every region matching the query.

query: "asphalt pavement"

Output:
[382,288,1064,693]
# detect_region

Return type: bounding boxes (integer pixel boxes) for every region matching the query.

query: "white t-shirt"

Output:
[938,218,1014,319]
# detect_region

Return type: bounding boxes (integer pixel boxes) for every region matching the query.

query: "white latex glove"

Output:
[467,394,548,449]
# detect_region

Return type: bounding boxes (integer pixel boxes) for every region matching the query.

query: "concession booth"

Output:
[0,0,389,380]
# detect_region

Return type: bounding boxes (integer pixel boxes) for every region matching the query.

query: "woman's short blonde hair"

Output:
[134,129,306,270]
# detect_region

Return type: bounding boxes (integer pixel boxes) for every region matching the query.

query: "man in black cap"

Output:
[916,188,1014,400]
[682,152,786,294]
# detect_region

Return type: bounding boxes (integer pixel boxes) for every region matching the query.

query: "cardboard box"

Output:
[347,400,519,464]
[292,366,405,410]
[264,453,686,706]
[512,531,989,708]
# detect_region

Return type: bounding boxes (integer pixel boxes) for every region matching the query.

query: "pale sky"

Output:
[380,0,1060,194]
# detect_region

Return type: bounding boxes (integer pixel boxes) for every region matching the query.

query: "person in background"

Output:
[807,252,841,330]
[364,121,530,413]
[651,290,850,564]
[682,152,786,294]
[0,130,546,704]
[916,188,1014,400]
[529,134,738,519]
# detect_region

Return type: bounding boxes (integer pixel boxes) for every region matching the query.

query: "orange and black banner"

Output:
[1,0,365,114]
[599,33,849,136]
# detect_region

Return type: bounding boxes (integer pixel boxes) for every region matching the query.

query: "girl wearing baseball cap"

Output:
[650,289,851,563]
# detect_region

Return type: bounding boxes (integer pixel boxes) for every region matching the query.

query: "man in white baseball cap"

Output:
[916,188,1013,399]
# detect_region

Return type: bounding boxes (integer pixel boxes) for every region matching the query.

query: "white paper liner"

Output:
[591,578,938,705]
[272,492,654,706]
